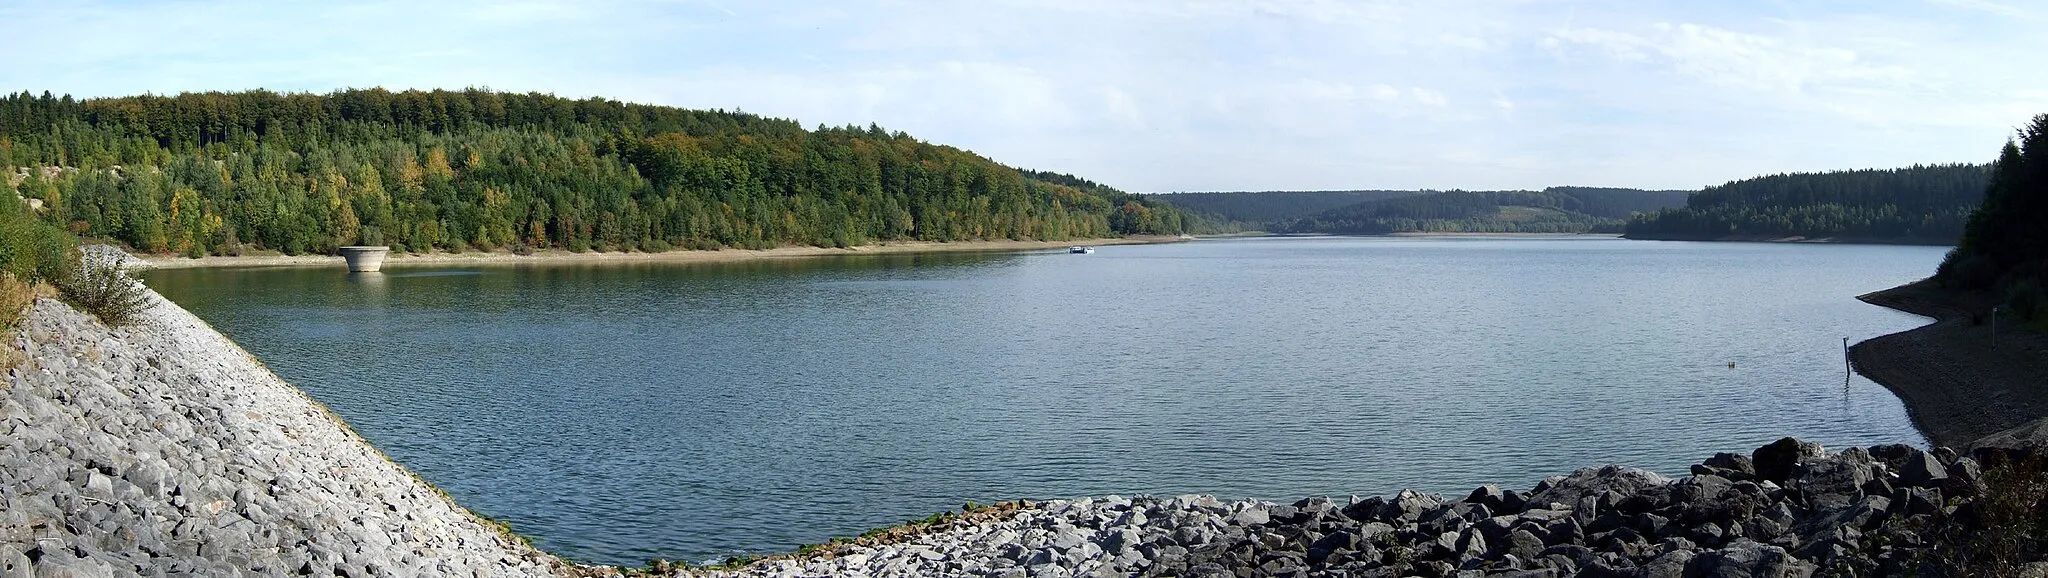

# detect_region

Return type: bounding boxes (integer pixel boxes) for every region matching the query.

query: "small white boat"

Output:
[1069,246,1095,254]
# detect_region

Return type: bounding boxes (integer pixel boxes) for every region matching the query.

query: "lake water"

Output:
[143,236,1942,566]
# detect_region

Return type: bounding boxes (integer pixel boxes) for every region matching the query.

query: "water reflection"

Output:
[140,238,1944,565]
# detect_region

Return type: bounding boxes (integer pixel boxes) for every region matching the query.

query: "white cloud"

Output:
[1926,0,2042,21]
[0,0,2042,191]
[1546,22,1917,95]
[1409,88,1449,108]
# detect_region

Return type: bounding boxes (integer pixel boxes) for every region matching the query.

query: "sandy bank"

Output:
[130,237,1181,270]
[1621,233,1955,246]
[1850,279,2048,448]
[1384,232,1622,238]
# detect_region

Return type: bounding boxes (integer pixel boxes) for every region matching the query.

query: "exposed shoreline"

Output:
[1850,278,2048,448]
[1621,233,1956,246]
[128,236,1185,270]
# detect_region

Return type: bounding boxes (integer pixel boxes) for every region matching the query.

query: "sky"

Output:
[2,0,2043,193]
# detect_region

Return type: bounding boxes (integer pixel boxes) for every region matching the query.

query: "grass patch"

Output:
[0,272,35,371]
[0,272,31,331]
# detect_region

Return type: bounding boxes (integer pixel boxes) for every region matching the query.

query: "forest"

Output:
[1269,187,1688,235]
[1149,190,1422,226]
[1623,164,1990,244]
[1938,115,2048,321]
[0,89,1203,258]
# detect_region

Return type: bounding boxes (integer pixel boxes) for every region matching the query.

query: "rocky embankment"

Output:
[0,293,566,576]
[705,439,2037,578]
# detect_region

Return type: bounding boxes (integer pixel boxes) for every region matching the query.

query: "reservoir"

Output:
[143,236,1943,566]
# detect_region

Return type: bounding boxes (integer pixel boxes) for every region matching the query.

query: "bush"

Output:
[0,273,25,370]
[57,250,152,327]
[640,238,672,253]
[1928,450,2048,575]
[1945,255,2001,290]
[2009,278,2048,321]
[0,196,77,284]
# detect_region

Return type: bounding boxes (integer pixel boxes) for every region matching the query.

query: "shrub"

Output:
[639,238,672,253]
[0,272,29,369]
[57,250,152,327]
[1946,255,2000,290]
[2008,277,2048,321]
[0,196,77,284]
[0,272,31,331]
[1927,451,2048,575]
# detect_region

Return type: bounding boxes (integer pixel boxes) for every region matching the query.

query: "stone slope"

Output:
[700,439,2040,578]
[0,294,567,577]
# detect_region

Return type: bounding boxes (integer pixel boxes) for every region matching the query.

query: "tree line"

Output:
[1147,190,1422,228]
[1622,164,1990,243]
[0,89,1203,258]
[1273,188,1687,235]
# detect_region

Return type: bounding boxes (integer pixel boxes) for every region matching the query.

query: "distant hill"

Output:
[1544,187,1694,219]
[1624,164,1990,244]
[0,89,1211,258]
[1270,187,1689,235]
[1147,190,1424,226]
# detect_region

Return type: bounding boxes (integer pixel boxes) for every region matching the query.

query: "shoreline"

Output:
[1384,232,1621,238]
[1850,278,2048,448]
[128,236,1183,270]
[1622,233,1957,246]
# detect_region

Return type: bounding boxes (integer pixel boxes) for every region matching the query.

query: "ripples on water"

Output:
[144,237,1941,565]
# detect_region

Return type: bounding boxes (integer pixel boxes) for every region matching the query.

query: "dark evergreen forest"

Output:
[0,89,1201,258]
[1150,190,1423,226]
[1274,187,1688,235]
[1937,115,2048,320]
[1623,164,1989,244]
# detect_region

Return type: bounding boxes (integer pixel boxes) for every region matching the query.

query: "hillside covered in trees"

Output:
[1149,190,1423,226]
[0,89,1202,258]
[1270,187,1689,235]
[1623,164,1990,244]
[1937,115,2048,321]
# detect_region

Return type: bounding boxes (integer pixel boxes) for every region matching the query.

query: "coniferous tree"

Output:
[1938,115,2048,313]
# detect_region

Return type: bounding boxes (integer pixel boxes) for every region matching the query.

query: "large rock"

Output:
[1684,541,1816,578]
[1968,416,2048,451]
[1751,438,1826,484]
[1526,466,1673,508]
[1896,449,1949,488]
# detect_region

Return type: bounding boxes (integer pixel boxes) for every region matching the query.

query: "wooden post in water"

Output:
[1842,337,1851,379]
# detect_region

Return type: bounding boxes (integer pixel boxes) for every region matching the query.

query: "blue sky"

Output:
[2,0,2042,192]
